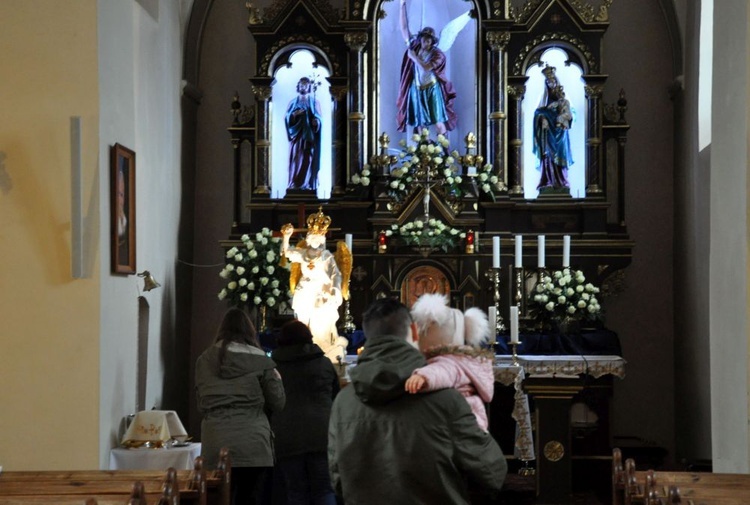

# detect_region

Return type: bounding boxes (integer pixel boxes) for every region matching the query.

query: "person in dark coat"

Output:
[328,298,507,505]
[195,308,286,505]
[271,319,339,505]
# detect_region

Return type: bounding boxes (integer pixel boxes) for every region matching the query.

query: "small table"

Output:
[501,355,626,504]
[109,443,202,470]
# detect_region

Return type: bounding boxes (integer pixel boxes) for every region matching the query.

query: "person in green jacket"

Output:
[328,298,507,504]
[195,308,286,505]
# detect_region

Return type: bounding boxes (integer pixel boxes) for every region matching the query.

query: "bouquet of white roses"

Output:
[528,267,602,327]
[218,228,292,311]
[388,128,458,203]
[385,218,466,253]
[474,162,500,202]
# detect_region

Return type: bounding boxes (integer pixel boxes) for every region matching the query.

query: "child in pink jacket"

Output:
[405,293,495,431]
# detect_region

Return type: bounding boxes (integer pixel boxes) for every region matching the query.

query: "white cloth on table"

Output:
[109,443,201,470]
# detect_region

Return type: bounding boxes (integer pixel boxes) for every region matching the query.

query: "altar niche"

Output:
[270,48,333,200]
[376,0,479,152]
[522,47,586,199]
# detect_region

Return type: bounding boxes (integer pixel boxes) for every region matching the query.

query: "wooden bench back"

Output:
[0,449,231,505]
[613,448,750,505]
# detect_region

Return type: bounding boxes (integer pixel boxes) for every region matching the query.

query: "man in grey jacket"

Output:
[328,298,507,504]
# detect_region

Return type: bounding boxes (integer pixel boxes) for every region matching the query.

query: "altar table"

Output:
[501,354,626,504]
[109,443,202,470]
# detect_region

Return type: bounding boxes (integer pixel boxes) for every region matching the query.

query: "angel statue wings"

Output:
[396,0,472,135]
[280,207,352,365]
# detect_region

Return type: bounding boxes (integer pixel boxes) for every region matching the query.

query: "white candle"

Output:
[488,306,496,331]
[563,235,571,267]
[474,231,480,252]
[492,236,500,268]
[467,166,477,176]
[510,306,519,344]
[345,234,353,251]
[538,235,546,268]
[515,235,522,268]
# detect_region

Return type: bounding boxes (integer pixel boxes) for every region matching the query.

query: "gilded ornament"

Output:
[344,32,368,52]
[486,31,511,51]
[543,440,565,462]
[513,33,597,75]
[569,0,613,23]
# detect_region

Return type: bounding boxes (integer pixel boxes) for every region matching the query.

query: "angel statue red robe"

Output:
[396,0,470,134]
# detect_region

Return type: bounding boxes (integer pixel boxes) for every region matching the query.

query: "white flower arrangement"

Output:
[350,165,372,187]
[528,267,602,327]
[218,228,292,311]
[386,217,467,253]
[387,129,456,203]
[355,129,501,207]
[474,161,499,202]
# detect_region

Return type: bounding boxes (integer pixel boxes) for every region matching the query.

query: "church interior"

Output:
[2,0,749,503]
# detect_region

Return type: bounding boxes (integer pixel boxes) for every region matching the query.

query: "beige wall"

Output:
[0,0,187,470]
[0,1,101,469]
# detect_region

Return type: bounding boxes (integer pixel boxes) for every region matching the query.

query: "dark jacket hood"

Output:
[349,334,426,405]
[217,342,276,379]
[271,342,325,363]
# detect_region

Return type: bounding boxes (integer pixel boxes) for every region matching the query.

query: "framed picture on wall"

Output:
[111,143,136,274]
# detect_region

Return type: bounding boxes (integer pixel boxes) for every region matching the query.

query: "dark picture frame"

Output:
[111,143,136,274]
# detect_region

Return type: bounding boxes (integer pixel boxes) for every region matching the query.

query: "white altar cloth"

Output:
[109,443,201,470]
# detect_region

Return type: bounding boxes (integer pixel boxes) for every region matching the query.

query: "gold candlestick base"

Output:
[510,341,521,366]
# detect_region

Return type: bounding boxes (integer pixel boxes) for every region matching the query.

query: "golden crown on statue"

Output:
[542,64,557,79]
[307,206,332,235]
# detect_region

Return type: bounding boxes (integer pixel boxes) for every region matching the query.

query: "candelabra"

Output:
[512,266,525,316]
[341,298,356,334]
[369,132,398,176]
[510,341,521,366]
[484,267,506,352]
[456,132,485,178]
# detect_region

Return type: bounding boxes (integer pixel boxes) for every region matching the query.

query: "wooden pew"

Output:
[613,448,750,505]
[0,449,231,505]
[0,471,180,505]
[0,480,173,504]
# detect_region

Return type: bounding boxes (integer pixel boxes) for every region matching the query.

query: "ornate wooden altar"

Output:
[224,0,632,332]
[225,5,631,500]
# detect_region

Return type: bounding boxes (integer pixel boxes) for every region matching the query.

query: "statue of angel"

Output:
[396,0,472,135]
[280,207,352,365]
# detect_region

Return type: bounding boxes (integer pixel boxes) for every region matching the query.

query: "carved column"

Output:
[507,77,527,195]
[487,31,510,193]
[345,32,368,177]
[250,79,273,195]
[330,81,349,195]
[583,76,606,195]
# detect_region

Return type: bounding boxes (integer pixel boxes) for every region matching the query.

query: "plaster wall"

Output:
[97,0,186,468]
[709,1,750,473]
[0,0,101,470]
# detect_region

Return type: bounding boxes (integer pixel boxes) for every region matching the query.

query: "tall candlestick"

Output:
[563,235,571,267]
[345,233,353,251]
[538,235,545,268]
[515,235,523,268]
[510,306,519,344]
[492,236,500,268]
